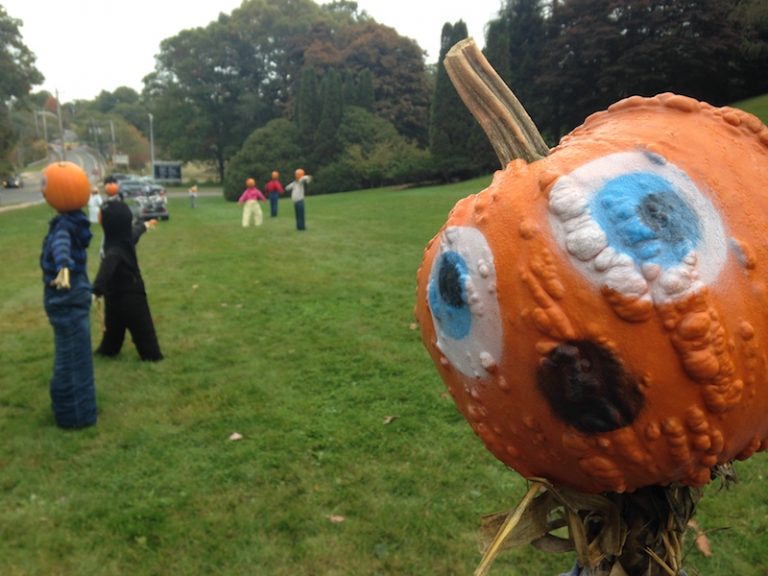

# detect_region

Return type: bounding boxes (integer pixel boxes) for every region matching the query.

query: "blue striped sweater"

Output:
[40,211,92,284]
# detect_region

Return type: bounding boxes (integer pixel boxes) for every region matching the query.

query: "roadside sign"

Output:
[153,161,182,183]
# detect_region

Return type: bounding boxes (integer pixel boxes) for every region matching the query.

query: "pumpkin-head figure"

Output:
[272,171,279,180]
[246,178,256,188]
[104,182,119,197]
[295,168,305,180]
[42,161,91,213]
[416,79,768,492]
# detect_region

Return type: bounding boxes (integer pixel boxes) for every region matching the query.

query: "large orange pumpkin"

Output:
[42,161,91,213]
[416,91,768,494]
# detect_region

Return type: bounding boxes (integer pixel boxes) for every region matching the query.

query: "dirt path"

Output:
[0,200,44,214]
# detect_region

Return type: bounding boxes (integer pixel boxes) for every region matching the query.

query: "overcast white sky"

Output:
[2,0,503,103]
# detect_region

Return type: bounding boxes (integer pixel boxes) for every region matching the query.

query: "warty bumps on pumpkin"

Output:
[415,92,768,494]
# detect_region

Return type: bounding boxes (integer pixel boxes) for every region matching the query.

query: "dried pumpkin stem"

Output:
[443,38,550,166]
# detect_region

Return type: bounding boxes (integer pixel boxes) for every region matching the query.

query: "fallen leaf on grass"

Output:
[192,284,199,290]
[228,432,243,441]
[328,515,345,524]
[409,323,418,331]
[687,519,712,557]
[383,415,398,425]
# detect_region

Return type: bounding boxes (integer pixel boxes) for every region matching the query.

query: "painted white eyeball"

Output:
[426,226,502,378]
[548,150,727,305]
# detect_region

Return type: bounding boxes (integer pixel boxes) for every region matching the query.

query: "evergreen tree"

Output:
[501,0,549,140]
[429,21,478,180]
[732,0,768,96]
[296,67,321,154]
[505,0,546,92]
[484,18,512,85]
[356,69,375,111]
[313,68,344,164]
[342,70,357,106]
[536,0,748,138]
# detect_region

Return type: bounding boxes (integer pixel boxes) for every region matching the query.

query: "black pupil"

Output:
[637,192,683,243]
[438,258,465,308]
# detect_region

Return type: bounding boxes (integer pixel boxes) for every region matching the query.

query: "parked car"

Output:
[134,191,169,222]
[3,174,23,188]
[118,179,146,198]
[139,177,165,196]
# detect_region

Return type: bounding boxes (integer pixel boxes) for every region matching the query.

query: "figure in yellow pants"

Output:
[238,178,267,227]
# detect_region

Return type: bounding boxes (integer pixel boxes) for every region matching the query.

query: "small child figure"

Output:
[39,161,97,429]
[87,186,103,224]
[93,201,163,361]
[264,171,284,218]
[188,184,198,208]
[285,168,312,231]
[238,178,267,227]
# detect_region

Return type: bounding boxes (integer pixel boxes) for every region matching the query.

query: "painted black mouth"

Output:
[537,340,645,434]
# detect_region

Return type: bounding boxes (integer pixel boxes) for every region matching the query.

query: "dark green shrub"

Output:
[223,119,302,201]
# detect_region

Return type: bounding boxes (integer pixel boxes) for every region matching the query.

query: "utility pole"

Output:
[109,119,117,159]
[55,89,66,161]
[37,111,50,162]
[148,112,155,179]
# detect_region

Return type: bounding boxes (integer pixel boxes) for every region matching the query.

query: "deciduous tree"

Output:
[146,14,277,181]
[0,6,43,170]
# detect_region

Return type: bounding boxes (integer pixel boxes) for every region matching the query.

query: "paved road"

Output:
[0,146,106,212]
[0,174,44,211]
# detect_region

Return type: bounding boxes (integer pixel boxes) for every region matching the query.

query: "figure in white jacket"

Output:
[285,168,312,231]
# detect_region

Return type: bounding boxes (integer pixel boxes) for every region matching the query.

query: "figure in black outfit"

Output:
[93,201,163,361]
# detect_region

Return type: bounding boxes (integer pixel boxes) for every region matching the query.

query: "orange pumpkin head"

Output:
[104,182,119,197]
[272,171,279,180]
[415,93,768,494]
[295,168,305,180]
[42,161,91,213]
[246,178,256,188]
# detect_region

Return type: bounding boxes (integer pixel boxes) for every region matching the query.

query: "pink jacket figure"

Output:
[238,178,267,227]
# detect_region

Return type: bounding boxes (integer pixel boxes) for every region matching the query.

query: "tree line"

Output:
[1,0,766,194]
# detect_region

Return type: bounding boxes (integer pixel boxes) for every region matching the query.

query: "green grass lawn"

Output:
[734,94,768,124]
[2,181,767,575]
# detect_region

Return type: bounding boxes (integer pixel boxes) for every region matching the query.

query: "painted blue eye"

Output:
[548,151,727,304]
[590,172,701,268]
[426,226,502,378]
[428,251,472,340]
